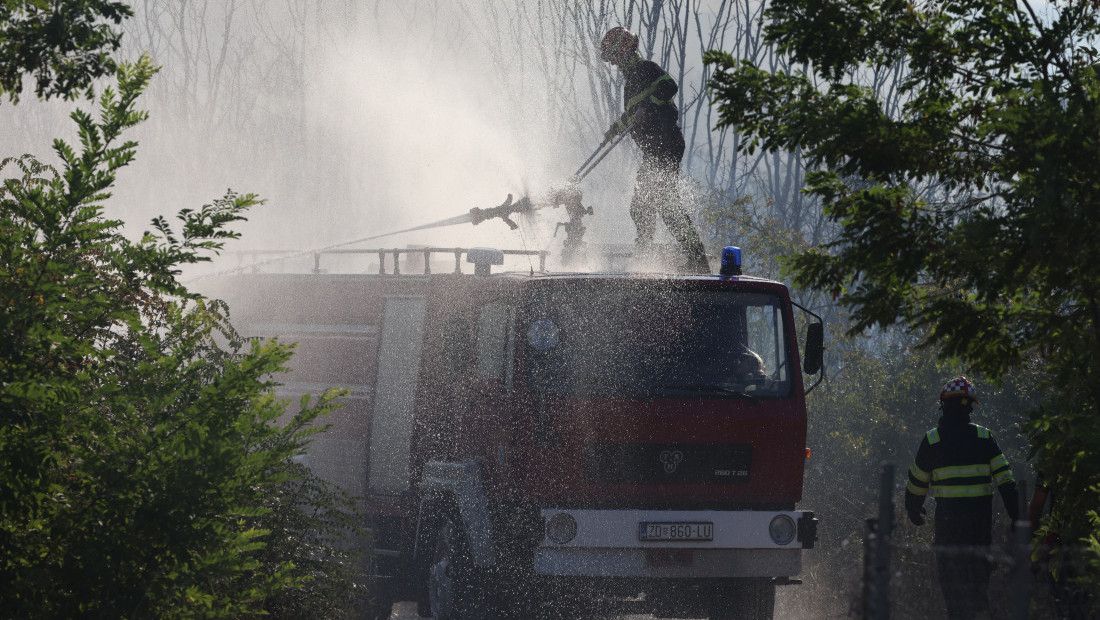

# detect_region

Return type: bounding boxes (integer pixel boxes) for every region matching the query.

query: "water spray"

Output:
[189,127,630,280]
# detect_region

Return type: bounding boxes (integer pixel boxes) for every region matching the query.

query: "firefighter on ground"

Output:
[599,26,710,274]
[905,376,1020,620]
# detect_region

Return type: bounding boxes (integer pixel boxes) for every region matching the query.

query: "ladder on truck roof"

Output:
[219,246,550,276]
[199,242,690,282]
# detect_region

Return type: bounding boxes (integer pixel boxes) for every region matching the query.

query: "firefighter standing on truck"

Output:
[599,26,710,274]
[904,376,1020,620]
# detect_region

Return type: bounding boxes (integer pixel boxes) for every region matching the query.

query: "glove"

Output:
[907,507,926,526]
[604,112,635,141]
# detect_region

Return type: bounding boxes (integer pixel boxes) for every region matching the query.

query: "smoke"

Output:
[1,3,701,276]
[283,2,653,264]
[144,1,639,272]
[297,15,568,252]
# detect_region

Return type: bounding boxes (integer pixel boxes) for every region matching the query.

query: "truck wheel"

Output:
[363,532,394,620]
[708,579,775,620]
[427,517,488,620]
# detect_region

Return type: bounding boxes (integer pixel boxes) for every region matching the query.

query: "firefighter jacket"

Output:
[904,415,1020,546]
[614,58,683,160]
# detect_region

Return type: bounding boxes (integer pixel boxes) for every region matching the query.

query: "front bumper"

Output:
[533,508,815,578]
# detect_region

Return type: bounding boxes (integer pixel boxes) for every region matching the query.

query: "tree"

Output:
[0,0,133,102]
[705,0,1100,599]
[0,56,366,617]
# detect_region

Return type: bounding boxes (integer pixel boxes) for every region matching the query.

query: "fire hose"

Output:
[570,122,634,183]
[350,124,632,243]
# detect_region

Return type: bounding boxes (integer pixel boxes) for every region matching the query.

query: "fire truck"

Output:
[199,217,823,619]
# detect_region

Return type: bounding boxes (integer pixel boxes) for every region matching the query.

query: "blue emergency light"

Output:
[720,246,742,277]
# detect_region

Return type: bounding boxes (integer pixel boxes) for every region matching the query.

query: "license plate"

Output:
[638,521,713,541]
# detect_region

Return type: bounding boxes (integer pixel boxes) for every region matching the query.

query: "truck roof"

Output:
[193,245,789,293]
[195,269,793,298]
[475,270,793,298]
[494,270,784,285]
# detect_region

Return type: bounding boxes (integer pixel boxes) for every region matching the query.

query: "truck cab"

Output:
[199,245,821,620]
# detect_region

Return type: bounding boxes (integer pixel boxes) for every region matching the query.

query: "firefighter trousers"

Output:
[935,546,992,620]
[629,151,709,274]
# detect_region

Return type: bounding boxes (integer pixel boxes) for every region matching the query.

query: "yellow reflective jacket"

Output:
[905,416,1020,545]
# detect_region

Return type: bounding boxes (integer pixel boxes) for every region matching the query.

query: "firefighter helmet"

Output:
[940,376,979,404]
[600,26,638,62]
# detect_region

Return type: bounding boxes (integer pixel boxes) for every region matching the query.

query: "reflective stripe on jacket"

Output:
[906,425,1016,499]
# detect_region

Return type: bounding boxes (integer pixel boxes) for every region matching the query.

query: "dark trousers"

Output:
[629,144,709,274]
[935,546,992,620]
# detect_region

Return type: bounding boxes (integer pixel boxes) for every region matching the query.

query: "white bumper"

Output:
[533,509,809,578]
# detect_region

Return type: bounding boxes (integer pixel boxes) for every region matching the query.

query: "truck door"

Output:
[457,299,517,479]
[368,295,428,495]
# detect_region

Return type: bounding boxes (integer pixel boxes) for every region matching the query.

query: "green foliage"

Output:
[0,56,365,617]
[705,0,1100,600]
[697,190,808,281]
[0,0,133,102]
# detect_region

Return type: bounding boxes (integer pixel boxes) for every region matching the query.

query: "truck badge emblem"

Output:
[659,450,684,473]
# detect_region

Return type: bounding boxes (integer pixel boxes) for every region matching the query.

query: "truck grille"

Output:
[583,443,753,484]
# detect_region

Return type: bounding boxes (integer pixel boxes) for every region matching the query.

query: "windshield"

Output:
[526,284,791,398]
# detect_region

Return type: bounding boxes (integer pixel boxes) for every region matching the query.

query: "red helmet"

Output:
[940,376,979,404]
[600,26,638,62]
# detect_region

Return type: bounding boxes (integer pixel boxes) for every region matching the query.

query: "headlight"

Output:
[769,515,797,545]
[545,512,578,545]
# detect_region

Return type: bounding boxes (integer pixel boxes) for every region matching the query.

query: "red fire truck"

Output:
[200,240,822,620]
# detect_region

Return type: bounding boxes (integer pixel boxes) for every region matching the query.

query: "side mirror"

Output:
[803,322,824,375]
